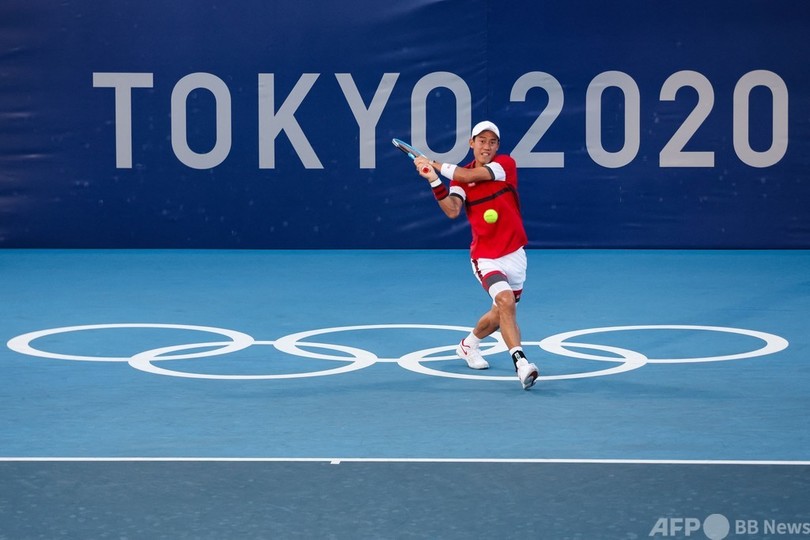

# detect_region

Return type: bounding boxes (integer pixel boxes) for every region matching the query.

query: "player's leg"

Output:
[456,261,507,370]
[491,287,537,389]
[493,248,538,389]
[492,288,520,350]
[456,263,510,369]
[456,309,493,369]
[472,304,500,339]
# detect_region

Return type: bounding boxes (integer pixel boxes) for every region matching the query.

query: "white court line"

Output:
[0,457,809,466]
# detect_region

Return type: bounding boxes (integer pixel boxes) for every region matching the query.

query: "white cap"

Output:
[471,120,500,140]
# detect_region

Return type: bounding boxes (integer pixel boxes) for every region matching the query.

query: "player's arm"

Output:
[427,160,494,184]
[436,190,463,218]
[414,156,463,219]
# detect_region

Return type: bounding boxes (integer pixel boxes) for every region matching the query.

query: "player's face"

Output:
[470,131,500,166]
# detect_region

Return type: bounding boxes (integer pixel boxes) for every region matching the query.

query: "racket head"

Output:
[392,138,425,160]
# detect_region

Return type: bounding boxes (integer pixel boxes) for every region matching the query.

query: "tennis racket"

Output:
[392,138,432,174]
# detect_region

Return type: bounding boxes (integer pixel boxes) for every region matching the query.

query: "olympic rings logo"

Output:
[6,323,789,382]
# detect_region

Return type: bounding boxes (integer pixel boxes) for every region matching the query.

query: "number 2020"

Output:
[511,70,788,169]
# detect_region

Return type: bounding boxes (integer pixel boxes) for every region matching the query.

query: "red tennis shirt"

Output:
[449,154,528,259]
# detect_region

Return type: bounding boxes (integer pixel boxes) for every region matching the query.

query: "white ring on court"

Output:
[127,340,377,380]
[539,325,789,363]
[271,324,480,362]
[6,323,254,362]
[397,341,648,381]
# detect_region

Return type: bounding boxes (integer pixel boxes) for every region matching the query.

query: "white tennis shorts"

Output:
[470,247,527,302]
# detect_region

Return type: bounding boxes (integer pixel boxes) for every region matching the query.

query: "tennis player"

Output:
[414,121,539,390]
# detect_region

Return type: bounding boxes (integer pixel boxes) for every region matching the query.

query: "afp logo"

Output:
[649,514,730,539]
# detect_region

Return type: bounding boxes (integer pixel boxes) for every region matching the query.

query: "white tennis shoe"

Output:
[516,358,539,390]
[456,340,489,370]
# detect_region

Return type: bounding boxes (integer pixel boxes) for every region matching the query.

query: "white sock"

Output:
[510,347,527,368]
[463,332,482,349]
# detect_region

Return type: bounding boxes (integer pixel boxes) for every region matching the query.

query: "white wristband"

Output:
[429,178,443,188]
[440,163,457,180]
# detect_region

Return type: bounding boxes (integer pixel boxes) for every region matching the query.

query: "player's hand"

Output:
[414,157,438,181]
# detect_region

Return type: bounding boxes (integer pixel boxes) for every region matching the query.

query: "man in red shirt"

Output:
[414,121,539,390]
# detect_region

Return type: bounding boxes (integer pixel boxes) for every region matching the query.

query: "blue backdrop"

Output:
[1,0,808,248]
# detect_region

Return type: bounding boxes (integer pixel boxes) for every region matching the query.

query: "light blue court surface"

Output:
[1,249,809,539]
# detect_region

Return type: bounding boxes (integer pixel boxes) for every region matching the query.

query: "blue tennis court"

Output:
[4,0,810,537]
[1,249,808,538]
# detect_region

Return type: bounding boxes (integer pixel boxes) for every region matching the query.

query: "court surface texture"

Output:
[1,249,808,539]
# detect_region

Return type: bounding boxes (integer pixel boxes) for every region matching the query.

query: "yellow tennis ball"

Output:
[483,209,498,224]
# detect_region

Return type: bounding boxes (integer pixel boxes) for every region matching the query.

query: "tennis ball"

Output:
[483,209,498,224]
